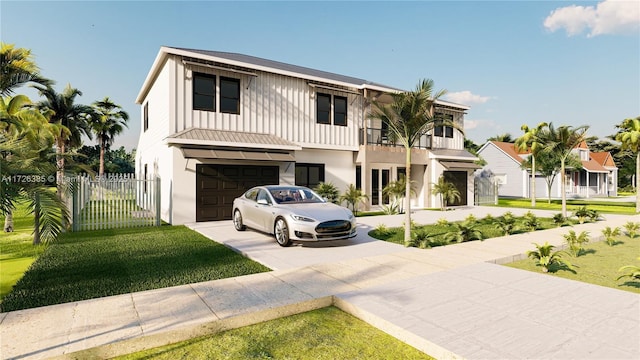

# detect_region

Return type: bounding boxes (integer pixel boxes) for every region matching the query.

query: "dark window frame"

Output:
[220,76,240,114]
[143,102,149,132]
[295,163,325,189]
[333,95,347,126]
[445,126,454,138]
[193,72,216,111]
[316,93,331,125]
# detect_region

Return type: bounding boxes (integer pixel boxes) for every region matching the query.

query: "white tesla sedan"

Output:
[232,185,357,246]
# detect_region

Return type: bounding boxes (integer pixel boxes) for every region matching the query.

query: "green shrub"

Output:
[436,218,449,226]
[617,257,640,282]
[601,226,621,246]
[464,214,477,223]
[523,213,540,231]
[495,212,517,235]
[552,213,567,227]
[444,221,482,243]
[563,230,590,257]
[314,182,340,204]
[624,221,640,238]
[526,242,574,273]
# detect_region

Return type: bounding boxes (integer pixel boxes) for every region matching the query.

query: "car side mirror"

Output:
[257,199,269,205]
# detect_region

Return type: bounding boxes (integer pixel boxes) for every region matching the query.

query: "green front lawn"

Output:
[495,198,635,214]
[116,307,434,360]
[507,235,640,293]
[1,225,270,312]
[0,203,47,301]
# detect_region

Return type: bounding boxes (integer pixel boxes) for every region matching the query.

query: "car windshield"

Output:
[269,187,324,204]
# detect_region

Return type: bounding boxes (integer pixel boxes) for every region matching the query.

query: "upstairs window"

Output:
[445,126,454,138]
[317,93,331,124]
[193,73,216,111]
[316,92,348,126]
[334,96,347,126]
[220,77,240,114]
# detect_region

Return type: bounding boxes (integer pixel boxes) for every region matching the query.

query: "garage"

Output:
[443,171,467,206]
[196,164,279,221]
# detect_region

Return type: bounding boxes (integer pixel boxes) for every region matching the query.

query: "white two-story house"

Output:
[135,46,478,224]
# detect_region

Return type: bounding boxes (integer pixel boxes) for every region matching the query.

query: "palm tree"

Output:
[615,117,640,213]
[0,43,51,96]
[91,97,129,176]
[1,95,68,243]
[487,133,514,143]
[33,84,94,194]
[314,182,340,204]
[515,123,547,207]
[431,176,461,211]
[370,79,447,245]
[536,123,589,217]
[382,174,415,214]
[526,242,573,273]
[339,184,368,216]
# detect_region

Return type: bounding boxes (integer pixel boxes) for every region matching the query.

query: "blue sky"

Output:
[2,0,639,149]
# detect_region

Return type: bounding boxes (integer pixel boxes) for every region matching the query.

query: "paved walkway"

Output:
[1,207,639,359]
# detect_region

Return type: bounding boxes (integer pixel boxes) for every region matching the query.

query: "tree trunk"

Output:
[99,137,105,177]
[56,136,68,231]
[561,160,567,218]
[3,210,13,232]
[404,148,412,246]
[636,152,640,213]
[33,193,41,245]
[531,155,536,207]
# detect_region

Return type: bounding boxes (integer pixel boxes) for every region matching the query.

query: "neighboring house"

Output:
[135,46,478,225]
[477,141,618,199]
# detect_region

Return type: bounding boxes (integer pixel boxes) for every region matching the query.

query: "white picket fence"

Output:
[67,174,161,231]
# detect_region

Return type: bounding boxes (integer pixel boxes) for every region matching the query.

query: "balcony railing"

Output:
[360,128,431,149]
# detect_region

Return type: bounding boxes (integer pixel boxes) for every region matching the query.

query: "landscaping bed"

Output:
[369,212,574,248]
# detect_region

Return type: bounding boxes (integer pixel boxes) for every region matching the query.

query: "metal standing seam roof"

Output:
[165,128,302,150]
[170,47,403,91]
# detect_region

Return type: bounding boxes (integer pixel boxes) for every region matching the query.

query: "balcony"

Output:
[360,128,431,149]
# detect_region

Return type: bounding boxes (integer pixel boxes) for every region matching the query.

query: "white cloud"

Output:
[544,0,640,37]
[444,91,491,105]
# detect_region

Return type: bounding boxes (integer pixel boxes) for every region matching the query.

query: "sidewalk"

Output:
[1,207,639,359]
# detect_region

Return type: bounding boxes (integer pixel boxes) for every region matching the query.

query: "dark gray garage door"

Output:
[444,171,467,206]
[196,164,279,222]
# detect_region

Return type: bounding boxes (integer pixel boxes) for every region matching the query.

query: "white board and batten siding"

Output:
[135,62,174,222]
[167,55,363,151]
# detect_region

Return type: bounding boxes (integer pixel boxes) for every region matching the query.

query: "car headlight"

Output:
[291,214,315,222]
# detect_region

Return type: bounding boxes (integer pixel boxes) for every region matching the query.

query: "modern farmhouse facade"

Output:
[135,46,477,224]
[477,141,618,199]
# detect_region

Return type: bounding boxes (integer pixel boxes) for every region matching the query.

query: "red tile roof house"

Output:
[135,47,480,224]
[476,140,618,199]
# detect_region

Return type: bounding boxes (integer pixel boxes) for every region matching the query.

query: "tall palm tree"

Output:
[0,43,51,96]
[615,117,640,213]
[33,84,94,193]
[536,123,589,217]
[370,79,447,245]
[515,123,547,207]
[91,97,129,176]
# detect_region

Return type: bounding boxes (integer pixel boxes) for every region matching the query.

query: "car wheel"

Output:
[233,209,246,231]
[274,218,291,247]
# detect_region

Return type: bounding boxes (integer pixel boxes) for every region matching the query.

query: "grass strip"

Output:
[1,225,270,312]
[506,236,640,294]
[115,306,434,360]
[494,198,635,214]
